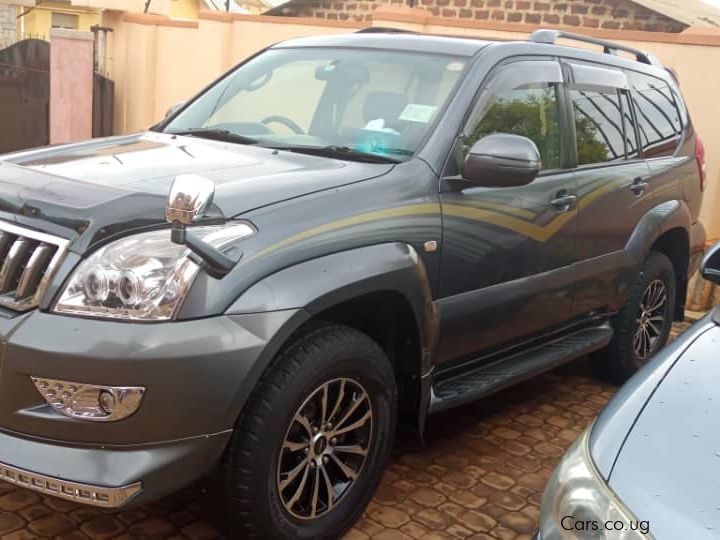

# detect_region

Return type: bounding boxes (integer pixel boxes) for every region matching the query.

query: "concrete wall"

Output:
[0,5,15,43]
[268,0,687,32]
[101,7,720,243]
[49,28,94,144]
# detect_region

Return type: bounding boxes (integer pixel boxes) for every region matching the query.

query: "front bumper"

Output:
[0,307,304,506]
[0,427,230,507]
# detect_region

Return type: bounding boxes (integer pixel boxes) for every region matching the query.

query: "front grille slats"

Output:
[0,231,15,262]
[0,239,33,294]
[16,243,56,300]
[0,222,68,312]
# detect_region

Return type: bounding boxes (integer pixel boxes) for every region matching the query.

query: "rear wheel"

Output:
[207,323,397,539]
[593,251,676,382]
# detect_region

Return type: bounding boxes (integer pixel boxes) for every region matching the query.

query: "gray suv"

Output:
[0,29,705,538]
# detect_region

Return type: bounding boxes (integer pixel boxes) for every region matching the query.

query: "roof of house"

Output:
[632,0,720,27]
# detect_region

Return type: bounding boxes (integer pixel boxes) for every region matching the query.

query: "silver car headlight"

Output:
[539,427,649,539]
[54,224,254,321]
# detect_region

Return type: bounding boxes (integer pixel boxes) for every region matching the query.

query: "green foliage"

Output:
[469,92,561,170]
[469,90,615,169]
[574,113,611,165]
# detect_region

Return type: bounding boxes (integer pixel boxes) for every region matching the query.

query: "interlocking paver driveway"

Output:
[0,323,691,539]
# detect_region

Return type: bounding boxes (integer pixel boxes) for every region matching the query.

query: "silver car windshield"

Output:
[164,47,467,161]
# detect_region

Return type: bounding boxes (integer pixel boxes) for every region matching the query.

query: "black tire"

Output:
[207,322,397,539]
[592,251,676,383]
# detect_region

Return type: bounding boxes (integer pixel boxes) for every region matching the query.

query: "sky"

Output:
[702,0,720,8]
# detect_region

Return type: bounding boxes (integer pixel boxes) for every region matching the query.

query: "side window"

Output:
[570,88,625,165]
[620,91,640,160]
[467,83,561,171]
[628,71,682,158]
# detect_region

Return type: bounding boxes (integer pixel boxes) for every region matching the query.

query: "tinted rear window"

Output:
[570,89,625,165]
[628,71,683,158]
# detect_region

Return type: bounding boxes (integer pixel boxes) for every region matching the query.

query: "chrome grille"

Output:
[0,221,69,312]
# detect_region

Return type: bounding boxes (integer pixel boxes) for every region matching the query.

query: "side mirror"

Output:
[165,101,185,120]
[701,241,720,286]
[166,174,215,227]
[463,133,541,188]
[166,174,236,278]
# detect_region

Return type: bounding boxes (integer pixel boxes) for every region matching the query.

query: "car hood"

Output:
[0,132,393,249]
[601,314,720,538]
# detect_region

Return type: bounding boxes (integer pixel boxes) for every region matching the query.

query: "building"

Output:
[0,0,270,41]
[265,0,720,31]
[0,5,14,43]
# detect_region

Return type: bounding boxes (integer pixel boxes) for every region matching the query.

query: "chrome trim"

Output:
[0,238,32,293]
[0,221,70,312]
[0,460,141,508]
[165,174,215,225]
[31,377,146,422]
[16,243,54,299]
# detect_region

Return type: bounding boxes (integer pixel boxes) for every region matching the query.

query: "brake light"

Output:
[696,136,707,192]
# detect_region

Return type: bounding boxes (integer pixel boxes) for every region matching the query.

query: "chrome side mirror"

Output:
[701,241,720,286]
[165,175,236,278]
[166,174,215,227]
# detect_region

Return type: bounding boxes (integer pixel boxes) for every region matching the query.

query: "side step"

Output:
[429,325,613,414]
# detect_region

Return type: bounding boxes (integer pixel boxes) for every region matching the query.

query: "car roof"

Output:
[271,32,492,57]
[272,30,673,83]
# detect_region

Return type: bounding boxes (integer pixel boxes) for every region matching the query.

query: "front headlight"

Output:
[539,427,648,539]
[54,224,254,321]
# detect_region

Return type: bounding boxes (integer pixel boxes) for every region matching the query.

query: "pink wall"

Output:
[49,29,94,145]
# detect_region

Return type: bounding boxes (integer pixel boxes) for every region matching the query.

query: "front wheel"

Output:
[593,251,676,383]
[207,323,397,539]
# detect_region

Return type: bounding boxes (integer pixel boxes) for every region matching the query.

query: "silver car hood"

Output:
[608,322,720,538]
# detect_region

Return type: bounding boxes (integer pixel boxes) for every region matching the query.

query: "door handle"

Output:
[550,192,578,213]
[630,177,648,197]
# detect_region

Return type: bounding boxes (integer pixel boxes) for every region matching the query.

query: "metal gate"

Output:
[93,73,114,138]
[0,39,49,154]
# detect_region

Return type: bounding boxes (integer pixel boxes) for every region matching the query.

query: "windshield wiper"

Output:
[167,128,259,146]
[267,145,403,164]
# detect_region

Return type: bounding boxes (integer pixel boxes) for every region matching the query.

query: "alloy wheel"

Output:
[634,278,668,362]
[277,378,373,520]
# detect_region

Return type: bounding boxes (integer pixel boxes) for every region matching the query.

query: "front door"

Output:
[437,58,578,366]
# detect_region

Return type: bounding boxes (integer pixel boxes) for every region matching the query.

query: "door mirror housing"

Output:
[701,241,720,286]
[166,175,236,278]
[462,133,541,188]
[166,174,215,227]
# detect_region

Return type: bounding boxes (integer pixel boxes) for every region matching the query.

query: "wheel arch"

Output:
[626,200,692,321]
[225,242,438,434]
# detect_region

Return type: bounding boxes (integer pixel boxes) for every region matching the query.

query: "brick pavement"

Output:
[0,322,691,539]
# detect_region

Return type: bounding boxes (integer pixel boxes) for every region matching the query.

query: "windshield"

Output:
[163,47,468,161]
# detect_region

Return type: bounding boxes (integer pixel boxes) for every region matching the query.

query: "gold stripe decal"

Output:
[248,179,621,260]
[248,203,442,261]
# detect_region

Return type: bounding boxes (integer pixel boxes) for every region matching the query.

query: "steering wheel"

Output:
[262,115,305,135]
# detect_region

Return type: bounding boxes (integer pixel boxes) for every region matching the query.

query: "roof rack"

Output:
[355,27,417,34]
[528,29,663,68]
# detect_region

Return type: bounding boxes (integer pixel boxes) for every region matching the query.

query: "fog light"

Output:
[31,378,145,422]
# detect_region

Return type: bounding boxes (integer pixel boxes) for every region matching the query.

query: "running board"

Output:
[429,325,613,414]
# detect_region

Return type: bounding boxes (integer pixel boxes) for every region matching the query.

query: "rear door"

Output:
[627,70,685,193]
[565,60,653,317]
[437,58,578,365]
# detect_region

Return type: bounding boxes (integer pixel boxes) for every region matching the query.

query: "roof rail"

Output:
[355,27,417,34]
[528,29,663,68]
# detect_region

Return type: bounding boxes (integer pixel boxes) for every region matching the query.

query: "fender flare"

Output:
[224,242,439,427]
[625,200,692,266]
[625,199,693,319]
